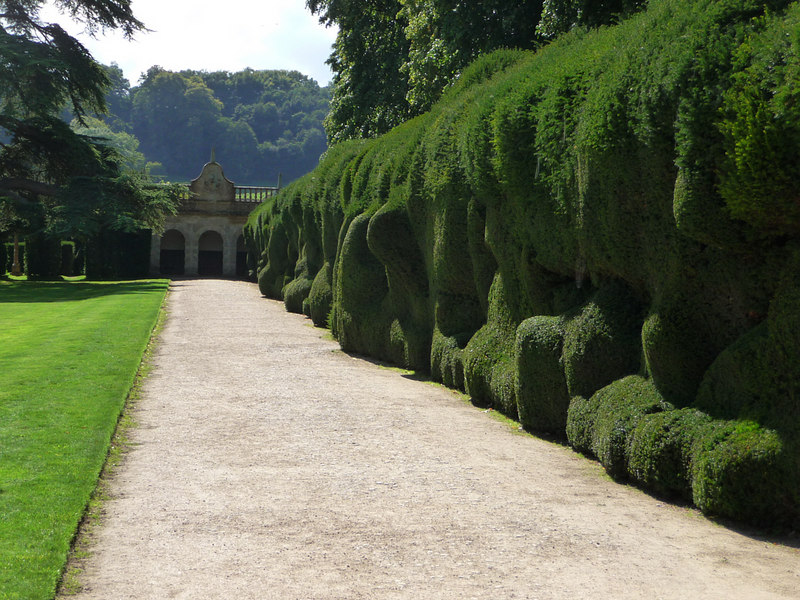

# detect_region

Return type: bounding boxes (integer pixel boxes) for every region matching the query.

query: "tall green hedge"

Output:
[244,0,800,528]
[84,229,151,280]
[24,233,62,280]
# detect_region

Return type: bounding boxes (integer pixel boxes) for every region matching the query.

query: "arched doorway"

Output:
[236,234,248,278]
[198,230,223,276]
[160,229,185,275]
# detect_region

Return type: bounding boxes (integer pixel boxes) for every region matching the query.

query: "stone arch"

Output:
[160,229,186,275]
[198,230,224,276]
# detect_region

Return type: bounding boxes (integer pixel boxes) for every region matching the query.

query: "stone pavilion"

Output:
[149,159,277,278]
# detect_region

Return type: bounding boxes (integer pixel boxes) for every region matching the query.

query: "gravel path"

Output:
[64,279,799,599]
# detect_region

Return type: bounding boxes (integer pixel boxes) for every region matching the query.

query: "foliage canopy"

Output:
[119,67,329,184]
[0,1,178,246]
[307,0,647,141]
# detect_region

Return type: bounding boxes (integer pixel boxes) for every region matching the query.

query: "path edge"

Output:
[55,283,172,597]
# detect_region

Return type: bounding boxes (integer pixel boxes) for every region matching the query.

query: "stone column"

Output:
[185,231,199,276]
[150,232,162,276]
[223,228,237,277]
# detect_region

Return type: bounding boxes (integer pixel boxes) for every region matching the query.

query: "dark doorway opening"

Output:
[160,229,186,275]
[198,230,223,276]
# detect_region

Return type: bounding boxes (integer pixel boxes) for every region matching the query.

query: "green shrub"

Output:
[672,168,752,251]
[25,233,61,280]
[515,315,569,434]
[489,356,517,417]
[367,194,432,369]
[283,276,313,314]
[718,4,800,235]
[257,218,291,298]
[84,229,151,280]
[308,263,334,327]
[692,421,798,527]
[306,200,346,327]
[694,322,771,421]
[562,280,644,399]
[695,246,800,431]
[283,203,322,315]
[430,328,466,389]
[589,375,673,479]
[761,246,800,434]
[465,199,497,317]
[628,408,712,499]
[463,323,503,408]
[566,394,599,455]
[333,212,392,358]
[463,272,518,415]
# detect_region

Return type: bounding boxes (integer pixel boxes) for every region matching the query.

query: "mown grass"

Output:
[0,280,169,600]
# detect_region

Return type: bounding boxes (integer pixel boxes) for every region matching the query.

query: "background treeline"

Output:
[99,66,330,185]
[246,0,800,528]
[307,0,646,142]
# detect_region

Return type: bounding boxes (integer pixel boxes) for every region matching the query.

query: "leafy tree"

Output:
[537,0,647,39]
[71,115,163,174]
[309,0,648,141]
[399,0,545,113]
[398,0,458,114]
[101,62,133,131]
[0,1,178,250]
[131,70,224,178]
[121,68,329,184]
[307,0,412,143]
[235,102,281,141]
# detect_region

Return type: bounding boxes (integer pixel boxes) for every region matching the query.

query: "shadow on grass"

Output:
[0,280,169,303]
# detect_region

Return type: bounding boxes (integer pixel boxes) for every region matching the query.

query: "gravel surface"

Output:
[63,279,799,599]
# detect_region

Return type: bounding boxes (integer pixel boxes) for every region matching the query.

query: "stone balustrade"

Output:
[234,186,279,201]
[176,184,279,202]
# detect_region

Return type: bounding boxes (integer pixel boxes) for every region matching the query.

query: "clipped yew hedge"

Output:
[245,0,800,528]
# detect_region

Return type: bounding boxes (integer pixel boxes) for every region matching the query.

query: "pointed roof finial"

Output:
[211,146,216,163]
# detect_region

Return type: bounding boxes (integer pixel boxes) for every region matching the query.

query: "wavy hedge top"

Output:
[245,0,800,528]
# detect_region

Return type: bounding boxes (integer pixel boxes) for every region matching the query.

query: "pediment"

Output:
[189,161,235,201]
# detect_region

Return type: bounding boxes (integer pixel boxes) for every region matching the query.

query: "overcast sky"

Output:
[42,0,338,86]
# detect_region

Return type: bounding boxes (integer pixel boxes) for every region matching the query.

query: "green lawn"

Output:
[0,280,169,599]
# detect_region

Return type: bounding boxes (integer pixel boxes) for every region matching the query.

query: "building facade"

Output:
[149,160,276,278]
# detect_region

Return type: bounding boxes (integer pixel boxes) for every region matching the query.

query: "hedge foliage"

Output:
[245,0,800,528]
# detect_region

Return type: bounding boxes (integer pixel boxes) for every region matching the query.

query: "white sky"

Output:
[41,0,338,86]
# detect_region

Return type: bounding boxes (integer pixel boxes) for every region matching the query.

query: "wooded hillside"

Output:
[99,66,330,185]
[245,0,800,528]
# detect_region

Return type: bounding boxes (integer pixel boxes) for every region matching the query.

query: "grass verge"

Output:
[56,288,169,596]
[0,280,169,600]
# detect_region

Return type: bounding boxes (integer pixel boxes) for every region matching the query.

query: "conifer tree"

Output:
[0,1,178,244]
